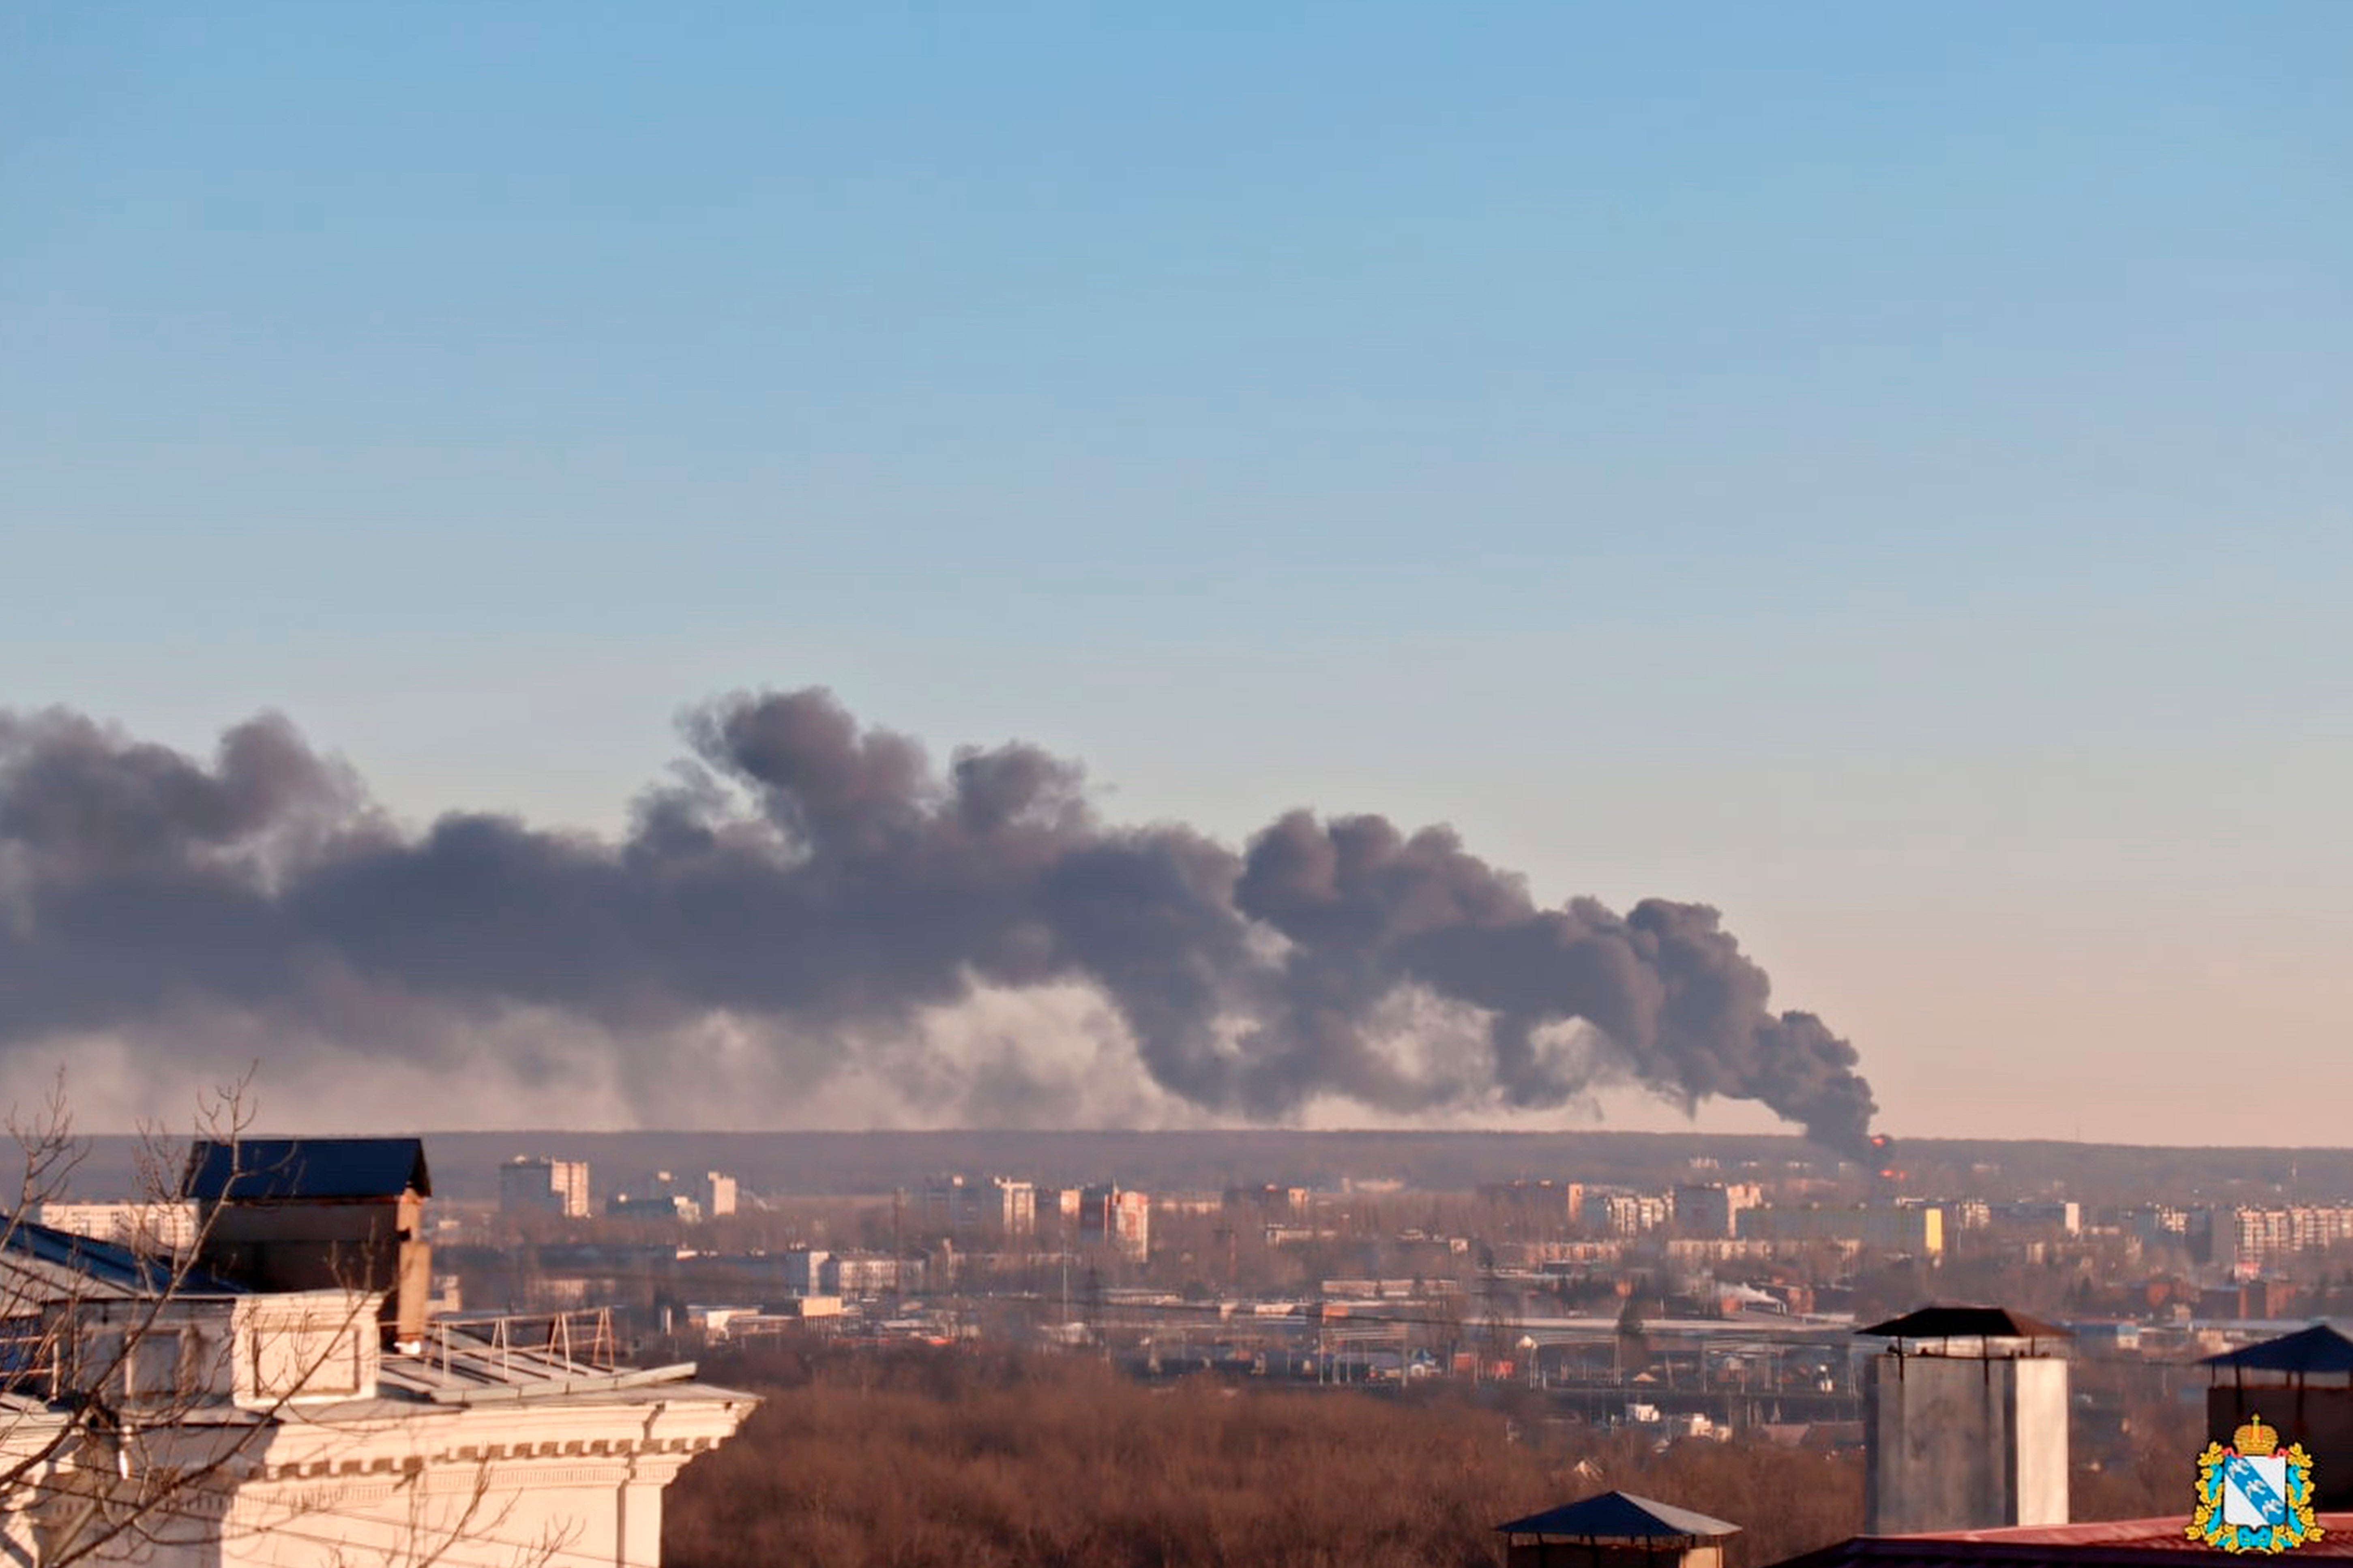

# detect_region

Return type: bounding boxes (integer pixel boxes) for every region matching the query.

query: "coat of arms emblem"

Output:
[2190,1414,2324,1553]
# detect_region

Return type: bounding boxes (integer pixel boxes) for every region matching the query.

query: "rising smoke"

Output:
[0,691,1877,1153]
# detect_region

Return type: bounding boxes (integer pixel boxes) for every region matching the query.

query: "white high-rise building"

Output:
[696,1171,739,1219]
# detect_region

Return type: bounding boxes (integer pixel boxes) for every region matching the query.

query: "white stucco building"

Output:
[2,1138,756,1567]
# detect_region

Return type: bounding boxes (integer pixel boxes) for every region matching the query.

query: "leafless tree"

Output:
[0,1075,569,1568]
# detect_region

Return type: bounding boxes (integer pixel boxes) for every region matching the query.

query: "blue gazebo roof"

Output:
[1497,1491,1741,1541]
[2202,1323,2353,1375]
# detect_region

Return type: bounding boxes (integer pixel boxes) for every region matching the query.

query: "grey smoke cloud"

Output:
[0,690,1878,1154]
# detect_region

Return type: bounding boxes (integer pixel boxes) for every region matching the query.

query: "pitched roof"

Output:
[0,1215,246,1300]
[181,1138,432,1202]
[2201,1322,2353,1374]
[1858,1305,2072,1341]
[1770,1514,2353,1564]
[1496,1491,1740,1540]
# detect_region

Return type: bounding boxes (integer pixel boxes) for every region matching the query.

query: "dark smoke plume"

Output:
[0,692,1877,1153]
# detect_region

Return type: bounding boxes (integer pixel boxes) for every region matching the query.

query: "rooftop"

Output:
[2201,1322,2353,1377]
[1,1214,246,1301]
[182,1137,432,1202]
[1774,1515,2353,1564]
[1858,1305,2072,1343]
[1497,1491,1741,1542]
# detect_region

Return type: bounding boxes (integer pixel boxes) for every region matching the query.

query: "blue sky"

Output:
[4,3,2349,1141]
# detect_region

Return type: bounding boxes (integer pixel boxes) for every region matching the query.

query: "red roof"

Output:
[1772,1515,2353,1566]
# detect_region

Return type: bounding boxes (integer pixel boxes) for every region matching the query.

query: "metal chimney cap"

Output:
[1858,1305,2072,1341]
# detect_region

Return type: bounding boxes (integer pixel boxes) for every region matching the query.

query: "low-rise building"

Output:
[1737,1204,1944,1257]
[31,1201,198,1251]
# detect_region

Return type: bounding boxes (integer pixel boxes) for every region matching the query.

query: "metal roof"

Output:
[1497,1491,1741,1541]
[2201,1323,2353,1375]
[0,1215,246,1300]
[181,1137,432,1202]
[377,1350,707,1405]
[1768,1514,2353,1564]
[1858,1306,2072,1341]
[376,1315,701,1405]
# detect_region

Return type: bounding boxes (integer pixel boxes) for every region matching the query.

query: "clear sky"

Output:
[4,3,2348,1142]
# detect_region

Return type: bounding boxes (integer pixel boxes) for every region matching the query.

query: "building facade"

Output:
[1672,1183,1761,1239]
[918,1175,1035,1240]
[4,1137,754,1568]
[498,1156,592,1219]
[1076,1185,1150,1262]
[1585,1191,1671,1237]
[1737,1205,1944,1256]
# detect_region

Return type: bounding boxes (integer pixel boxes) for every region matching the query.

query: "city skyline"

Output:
[4,5,2348,1144]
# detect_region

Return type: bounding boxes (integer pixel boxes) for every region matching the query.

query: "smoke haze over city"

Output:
[5,8,2347,1146]
[0,690,1874,1152]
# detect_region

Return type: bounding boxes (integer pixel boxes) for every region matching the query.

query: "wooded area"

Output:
[663,1345,1870,1568]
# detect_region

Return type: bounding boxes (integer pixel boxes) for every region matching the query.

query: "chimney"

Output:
[1860,1305,2072,1534]
[181,1137,435,1345]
